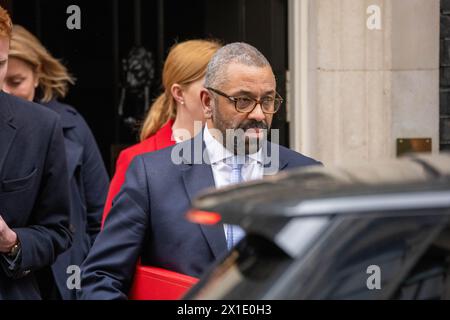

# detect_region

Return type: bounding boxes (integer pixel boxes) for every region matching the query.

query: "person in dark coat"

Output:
[3,24,109,300]
[0,6,72,300]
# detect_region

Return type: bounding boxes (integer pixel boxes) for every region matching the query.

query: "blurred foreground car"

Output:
[184,154,450,299]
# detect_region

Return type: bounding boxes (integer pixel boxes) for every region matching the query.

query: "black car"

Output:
[184,154,450,299]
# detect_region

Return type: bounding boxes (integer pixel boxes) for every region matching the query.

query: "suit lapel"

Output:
[180,135,227,259]
[263,141,288,175]
[0,93,17,178]
[179,138,288,259]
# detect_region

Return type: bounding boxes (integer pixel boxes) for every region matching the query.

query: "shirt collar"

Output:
[204,124,264,165]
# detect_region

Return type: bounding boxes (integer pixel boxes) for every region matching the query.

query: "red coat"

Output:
[101,119,197,300]
[102,119,175,226]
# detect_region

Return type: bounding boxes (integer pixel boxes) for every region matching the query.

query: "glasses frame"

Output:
[206,87,283,114]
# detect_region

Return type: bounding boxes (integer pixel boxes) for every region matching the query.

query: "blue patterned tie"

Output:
[226,156,246,250]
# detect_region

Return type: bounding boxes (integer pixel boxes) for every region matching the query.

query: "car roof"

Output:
[191,153,450,221]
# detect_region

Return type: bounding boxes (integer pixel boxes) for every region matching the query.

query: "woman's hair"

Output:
[9,25,75,102]
[140,39,221,141]
[0,6,12,39]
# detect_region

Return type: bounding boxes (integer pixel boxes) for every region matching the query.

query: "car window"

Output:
[394,226,450,299]
[284,213,449,299]
[186,217,330,300]
[186,212,449,300]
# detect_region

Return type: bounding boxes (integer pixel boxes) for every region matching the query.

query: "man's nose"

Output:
[247,103,266,121]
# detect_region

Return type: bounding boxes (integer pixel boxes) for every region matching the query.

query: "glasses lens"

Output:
[272,98,282,112]
[260,98,275,113]
[236,97,255,112]
[234,94,283,113]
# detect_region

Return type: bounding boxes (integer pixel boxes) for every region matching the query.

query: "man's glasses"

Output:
[207,87,283,114]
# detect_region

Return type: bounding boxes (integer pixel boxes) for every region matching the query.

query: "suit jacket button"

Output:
[69,224,76,233]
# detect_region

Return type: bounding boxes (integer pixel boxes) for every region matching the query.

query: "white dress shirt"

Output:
[203,124,264,242]
[203,124,264,187]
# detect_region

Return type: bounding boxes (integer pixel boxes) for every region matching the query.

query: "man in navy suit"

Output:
[79,42,321,299]
[0,6,72,299]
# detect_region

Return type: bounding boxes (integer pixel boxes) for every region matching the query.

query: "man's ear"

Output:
[170,83,185,105]
[200,89,213,119]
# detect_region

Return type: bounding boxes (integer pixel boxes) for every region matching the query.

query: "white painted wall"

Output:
[288,0,440,165]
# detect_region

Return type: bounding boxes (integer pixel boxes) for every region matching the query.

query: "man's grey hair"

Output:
[204,42,271,89]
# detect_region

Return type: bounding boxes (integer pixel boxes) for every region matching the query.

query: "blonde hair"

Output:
[140,39,221,141]
[9,25,75,103]
[0,6,12,39]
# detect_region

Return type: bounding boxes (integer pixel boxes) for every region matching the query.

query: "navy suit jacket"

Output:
[0,92,72,300]
[79,133,320,299]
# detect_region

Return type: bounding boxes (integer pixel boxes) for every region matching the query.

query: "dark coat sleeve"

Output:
[78,156,149,300]
[5,117,72,278]
[76,115,109,245]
